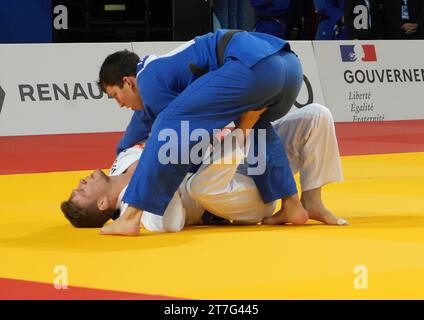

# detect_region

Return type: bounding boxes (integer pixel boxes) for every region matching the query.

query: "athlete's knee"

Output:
[186,176,214,203]
[306,103,334,126]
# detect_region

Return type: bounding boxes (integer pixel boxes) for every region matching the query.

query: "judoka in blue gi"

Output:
[314,0,348,40]
[97,30,308,236]
[250,0,291,39]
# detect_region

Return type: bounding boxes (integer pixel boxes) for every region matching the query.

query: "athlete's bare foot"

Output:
[300,188,348,226]
[99,206,142,236]
[262,193,309,225]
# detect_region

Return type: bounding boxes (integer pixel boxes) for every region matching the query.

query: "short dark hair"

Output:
[61,200,113,228]
[97,49,140,92]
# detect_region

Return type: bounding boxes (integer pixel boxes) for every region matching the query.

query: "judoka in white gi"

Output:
[61,104,347,232]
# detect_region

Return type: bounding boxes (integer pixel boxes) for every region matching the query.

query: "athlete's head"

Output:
[98,50,143,111]
[61,169,116,228]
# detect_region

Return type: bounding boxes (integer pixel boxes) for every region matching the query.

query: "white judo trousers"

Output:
[186,103,344,224]
[273,103,343,191]
[116,103,343,232]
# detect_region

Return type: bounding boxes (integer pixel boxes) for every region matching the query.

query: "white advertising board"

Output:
[313,40,424,122]
[0,43,133,136]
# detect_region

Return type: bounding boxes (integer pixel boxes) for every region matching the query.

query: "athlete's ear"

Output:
[122,76,130,86]
[123,76,137,89]
[97,196,110,211]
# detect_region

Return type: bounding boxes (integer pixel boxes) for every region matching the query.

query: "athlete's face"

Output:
[70,169,109,208]
[106,76,144,111]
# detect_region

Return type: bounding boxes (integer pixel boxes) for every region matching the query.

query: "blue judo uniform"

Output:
[314,0,348,40]
[119,30,303,215]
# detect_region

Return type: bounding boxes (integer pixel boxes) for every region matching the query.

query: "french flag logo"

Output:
[340,44,377,62]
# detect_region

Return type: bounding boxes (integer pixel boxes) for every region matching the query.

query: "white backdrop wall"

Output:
[0,43,133,136]
[0,39,422,137]
[313,40,424,122]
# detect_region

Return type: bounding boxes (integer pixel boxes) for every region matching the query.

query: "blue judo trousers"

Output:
[118,30,303,215]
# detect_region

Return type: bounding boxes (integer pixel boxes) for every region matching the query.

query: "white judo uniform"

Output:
[110,104,343,232]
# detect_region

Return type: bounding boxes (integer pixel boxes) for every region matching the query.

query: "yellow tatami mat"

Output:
[0,152,423,299]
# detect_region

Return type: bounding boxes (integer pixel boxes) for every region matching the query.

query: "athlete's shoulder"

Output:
[109,144,144,176]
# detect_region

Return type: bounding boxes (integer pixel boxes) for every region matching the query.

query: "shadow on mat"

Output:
[0,224,193,252]
[336,215,424,229]
[2,215,422,252]
[0,219,335,252]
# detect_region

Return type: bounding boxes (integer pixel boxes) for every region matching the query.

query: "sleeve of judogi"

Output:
[116,110,154,154]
